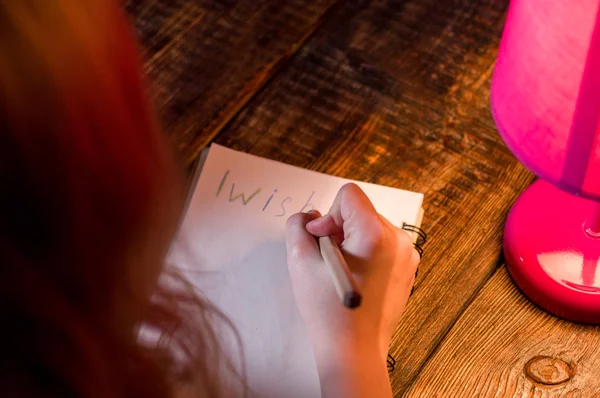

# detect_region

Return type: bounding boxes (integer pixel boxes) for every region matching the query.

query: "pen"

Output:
[318,235,362,309]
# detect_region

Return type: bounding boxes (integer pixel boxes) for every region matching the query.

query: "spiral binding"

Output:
[386,223,427,373]
[402,222,427,258]
[387,354,396,372]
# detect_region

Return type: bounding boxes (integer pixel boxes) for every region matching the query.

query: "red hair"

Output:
[0,2,232,396]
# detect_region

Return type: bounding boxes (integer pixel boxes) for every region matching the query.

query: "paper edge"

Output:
[182,146,210,216]
[415,207,424,229]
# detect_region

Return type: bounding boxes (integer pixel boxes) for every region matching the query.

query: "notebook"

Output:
[168,144,426,397]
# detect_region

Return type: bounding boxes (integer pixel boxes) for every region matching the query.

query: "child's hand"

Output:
[285,183,419,397]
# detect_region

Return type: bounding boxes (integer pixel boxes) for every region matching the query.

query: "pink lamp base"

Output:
[504,179,600,324]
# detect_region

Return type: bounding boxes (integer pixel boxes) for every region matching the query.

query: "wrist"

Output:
[315,344,386,377]
[314,345,392,398]
[309,329,388,369]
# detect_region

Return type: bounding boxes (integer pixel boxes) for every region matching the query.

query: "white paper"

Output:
[168,144,424,397]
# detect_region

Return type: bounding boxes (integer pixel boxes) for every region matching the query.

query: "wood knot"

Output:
[524,356,576,387]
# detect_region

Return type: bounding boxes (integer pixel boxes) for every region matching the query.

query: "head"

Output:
[0,1,224,396]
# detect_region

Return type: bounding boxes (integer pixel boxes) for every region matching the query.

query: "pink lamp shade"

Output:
[492,0,600,199]
[491,0,600,324]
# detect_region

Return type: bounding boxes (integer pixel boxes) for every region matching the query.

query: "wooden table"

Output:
[125,0,600,396]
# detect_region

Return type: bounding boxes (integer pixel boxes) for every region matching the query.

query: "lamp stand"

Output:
[504,179,600,324]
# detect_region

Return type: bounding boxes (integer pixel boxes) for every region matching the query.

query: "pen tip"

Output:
[344,292,362,309]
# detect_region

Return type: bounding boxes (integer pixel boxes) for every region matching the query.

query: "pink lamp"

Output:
[491,0,600,323]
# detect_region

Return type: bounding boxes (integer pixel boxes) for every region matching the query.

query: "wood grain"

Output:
[212,0,536,394]
[405,267,600,397]
[123,0,340,164]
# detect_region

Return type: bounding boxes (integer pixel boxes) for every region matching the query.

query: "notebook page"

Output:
[168,144,424,397]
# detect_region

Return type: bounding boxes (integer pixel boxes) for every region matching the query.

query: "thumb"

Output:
[285,210,323,272]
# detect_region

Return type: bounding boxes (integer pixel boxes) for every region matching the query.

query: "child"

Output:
[0,1,419,397]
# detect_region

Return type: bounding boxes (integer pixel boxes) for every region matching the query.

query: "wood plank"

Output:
[123,0,340,165]
[405,267,600,397]
[212,0,535,394]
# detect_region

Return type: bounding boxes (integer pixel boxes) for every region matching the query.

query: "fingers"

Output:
[327,183,378,230]
[409,247,421,296]
[285,210,322,266]
[410,243,421,268]
[309,183,382,250]
[397,228,421,270]
[305,213,344,245]
[286,211,334,308]
[306,213,337,236]
[400,229,421,294]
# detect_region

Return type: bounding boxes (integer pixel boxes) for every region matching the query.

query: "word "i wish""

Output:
[216,170,315,217]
